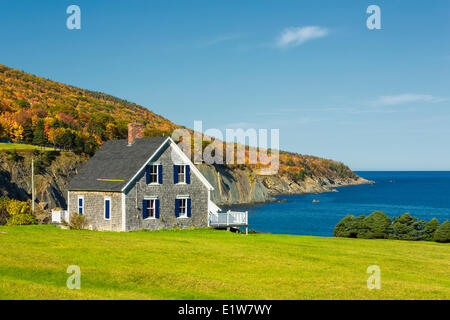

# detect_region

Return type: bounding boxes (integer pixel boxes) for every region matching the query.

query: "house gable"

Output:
[122,138,210,231]
[121,137,214,193]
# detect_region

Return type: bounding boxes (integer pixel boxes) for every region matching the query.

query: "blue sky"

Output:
[0,0,449,170]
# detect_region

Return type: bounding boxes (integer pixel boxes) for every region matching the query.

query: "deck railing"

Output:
[209,210,248,227]
[51,210,69,224]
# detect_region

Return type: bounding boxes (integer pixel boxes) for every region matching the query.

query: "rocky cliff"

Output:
[197,164,274,205]
[0,151,86,209]
[259,174,371,196]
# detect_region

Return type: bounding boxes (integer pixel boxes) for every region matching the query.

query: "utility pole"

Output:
[31,158,35,214]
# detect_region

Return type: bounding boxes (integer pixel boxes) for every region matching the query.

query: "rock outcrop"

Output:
[0,151,86,209]
[260,174,371,196]
[198,164,274,205]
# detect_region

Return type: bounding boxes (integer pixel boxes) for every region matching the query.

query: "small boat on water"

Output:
[312,200,320,203]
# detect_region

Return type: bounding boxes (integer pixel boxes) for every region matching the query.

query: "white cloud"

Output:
[276,26,328,48]
[373,94,447,106]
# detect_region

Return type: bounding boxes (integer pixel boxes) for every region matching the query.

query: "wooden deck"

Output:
[209,210,248,234]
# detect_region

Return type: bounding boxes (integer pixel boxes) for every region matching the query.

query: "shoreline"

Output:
[221,176,374,209]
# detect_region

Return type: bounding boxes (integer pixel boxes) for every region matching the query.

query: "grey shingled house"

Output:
[66,122,224,232]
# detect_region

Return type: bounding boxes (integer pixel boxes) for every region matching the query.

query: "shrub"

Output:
[434,221,450,243]
[389,213,426,241]
[359,211,391,239]
[63,213,89,230]
[423,218,440,241]
[6,213,37,226]
[7,200,31,216]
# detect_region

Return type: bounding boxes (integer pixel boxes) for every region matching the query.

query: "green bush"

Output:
[6,213,37,226]
[434,221,450,243]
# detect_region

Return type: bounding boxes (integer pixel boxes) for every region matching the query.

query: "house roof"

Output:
[67,136,169,192]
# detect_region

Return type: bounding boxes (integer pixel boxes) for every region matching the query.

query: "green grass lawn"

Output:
[0,143,57,151]
[0,225,449,300]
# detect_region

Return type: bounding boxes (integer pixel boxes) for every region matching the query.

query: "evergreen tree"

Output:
[22,118,34,144]
[359,211,391,239]
[333,215,365,238]
[434,221,450,243]
[389,213,426,241]
[32,120,47,146]
[423,218,440,241]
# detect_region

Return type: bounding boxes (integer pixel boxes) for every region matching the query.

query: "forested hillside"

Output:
[0,64,179,155]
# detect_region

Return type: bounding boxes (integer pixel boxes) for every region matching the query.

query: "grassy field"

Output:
[0,225,449,300]
[0,143,58,151]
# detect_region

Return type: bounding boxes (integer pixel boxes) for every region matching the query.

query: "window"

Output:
[174,165,190,184]
[149,165,158,184]
[146,164,162,184]
[177,165,185,184]
[175,197,191,218]
[143,198,159,219]
[104,197,111,220]
[179,198,187,217]
[78,196,84,215]
[147,199,155,219]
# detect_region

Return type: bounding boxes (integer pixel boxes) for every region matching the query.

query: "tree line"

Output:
[334,211,450,243]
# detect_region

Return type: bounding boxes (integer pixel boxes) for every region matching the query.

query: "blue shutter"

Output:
[105,199,110,219]
[142,199,148,219]
[175,199,179,217]
[155,199,160,219]
[186,165,190,184]
[187,198,191,217]
[158,165,163,184]
[173,165,178,184]
[146,165,150,184]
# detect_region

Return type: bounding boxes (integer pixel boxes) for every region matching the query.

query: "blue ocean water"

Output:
[229,172,450,237]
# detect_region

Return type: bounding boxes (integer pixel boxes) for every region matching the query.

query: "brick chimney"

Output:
[128,121,143,145]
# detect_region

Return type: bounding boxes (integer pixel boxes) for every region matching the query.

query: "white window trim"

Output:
[176,164,187,185]
[77,195,84,215]
[144,197,158,220]
[176,196,189,218]
[104,197,111,220]
[148,163,161,185]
